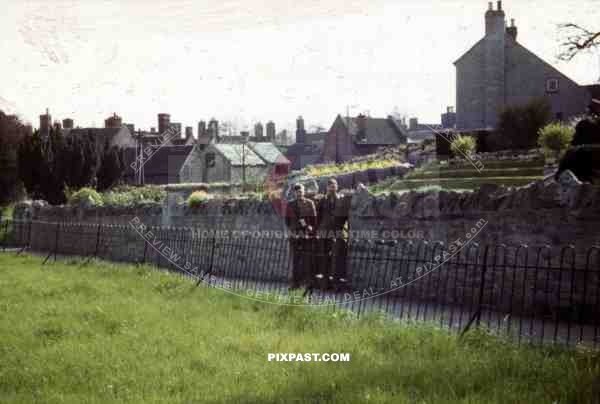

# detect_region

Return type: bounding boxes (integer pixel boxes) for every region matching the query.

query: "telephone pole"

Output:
[241,131,248,187]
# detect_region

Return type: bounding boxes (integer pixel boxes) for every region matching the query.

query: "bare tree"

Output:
[558,23,600,61]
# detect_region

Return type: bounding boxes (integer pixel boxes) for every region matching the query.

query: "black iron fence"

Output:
[1,218,599,348]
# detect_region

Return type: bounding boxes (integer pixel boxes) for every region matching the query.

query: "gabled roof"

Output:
[510,41,589,87]
[454,38,485,65]
[213,143,264,166]
[340,116,407,145]
[247,142,289,164]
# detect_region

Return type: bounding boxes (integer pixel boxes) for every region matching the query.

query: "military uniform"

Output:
[285,197,317,288]
[316,192,351,290]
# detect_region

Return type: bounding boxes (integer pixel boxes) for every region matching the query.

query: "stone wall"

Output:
[10,172,600,320]
[350,177,600,249]
[10,207,599,322]
[14,172,600,248]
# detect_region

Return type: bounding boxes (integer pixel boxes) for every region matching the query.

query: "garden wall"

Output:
[14,171,600,248]
[10,171,600,320]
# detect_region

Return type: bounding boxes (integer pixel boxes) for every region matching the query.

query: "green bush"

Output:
[305,158,400,177]
[450,134,477,157]
[68,187,104,207]
[103,185,165,206]
[187,191,209,208]
[537,122,574,161]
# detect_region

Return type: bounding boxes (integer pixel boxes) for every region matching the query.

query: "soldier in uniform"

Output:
[316,178,351,291]
[285,183,317,289]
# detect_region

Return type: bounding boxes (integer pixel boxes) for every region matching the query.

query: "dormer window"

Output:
[546,78,559,93]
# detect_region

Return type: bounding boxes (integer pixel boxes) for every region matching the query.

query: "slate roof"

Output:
[343,116,407,145]
[213,143,264,166]
[134,130,186,145]
[64,127,125,142]
[247,142,290,164]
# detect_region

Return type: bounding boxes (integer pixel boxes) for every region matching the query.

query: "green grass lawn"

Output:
[439,159,545,170]
[406,166,544,179]
[305,158,402,177]
[369,159,546,194]
[369,176,540,194]
[1,253,598,403]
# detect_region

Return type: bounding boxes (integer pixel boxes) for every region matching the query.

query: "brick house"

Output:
[320,114,407,163]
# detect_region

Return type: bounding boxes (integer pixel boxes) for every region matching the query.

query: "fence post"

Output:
[94,223,101,258]
[475,245,489,326]
[141,233,148,264]
[28,220,32,248]
[42,222,61,265]
[197,234,216,287]
[16,219,33,255]
[53,222,60,262]
[459,245,489,338]
[1,219,7,251]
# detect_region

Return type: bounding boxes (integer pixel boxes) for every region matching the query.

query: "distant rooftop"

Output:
[248,142,289,164]
[213,143,264,166]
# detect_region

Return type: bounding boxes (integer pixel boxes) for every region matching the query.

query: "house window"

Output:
[546,78,559,93]
[206,152,215,168]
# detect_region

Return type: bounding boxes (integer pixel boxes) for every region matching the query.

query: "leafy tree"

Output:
[495,98,552,150]
[0,111,30,204]
[64,134,97,189]
[17,126,127,203]
[38,127,69,204]
[96,142,124,191]
[17,131,43,199]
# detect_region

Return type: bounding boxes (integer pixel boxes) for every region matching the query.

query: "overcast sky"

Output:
[1,0,598,133]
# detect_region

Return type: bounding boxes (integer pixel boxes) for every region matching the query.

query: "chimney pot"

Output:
[511,18,515,27]
[488,2,492,10]
[497,0,502,10]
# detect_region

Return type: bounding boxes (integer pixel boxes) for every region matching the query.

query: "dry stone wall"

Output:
[10,172,600,321]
